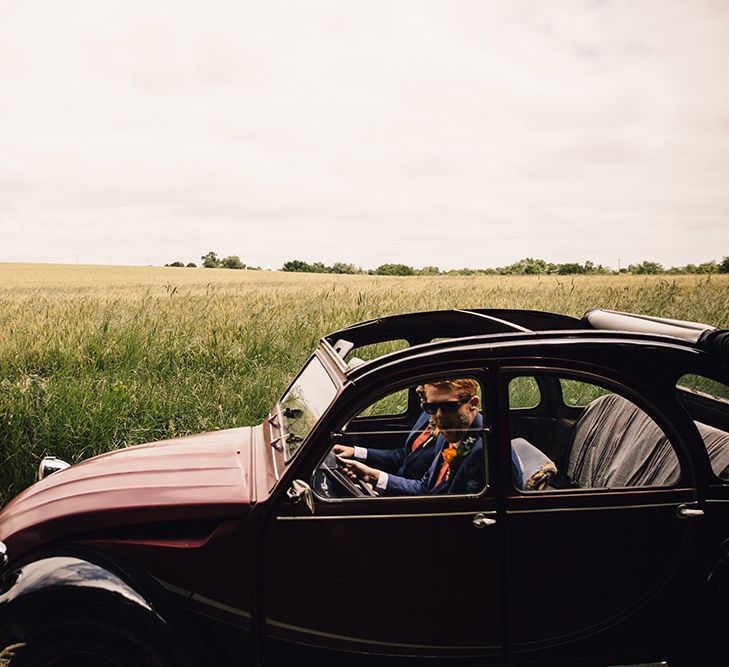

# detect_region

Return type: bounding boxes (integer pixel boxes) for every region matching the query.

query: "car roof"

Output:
[321,308,728,376]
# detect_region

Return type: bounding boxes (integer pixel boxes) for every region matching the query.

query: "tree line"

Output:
[280,256,729,276]
[165,253,729,276]
[165,251,262,270]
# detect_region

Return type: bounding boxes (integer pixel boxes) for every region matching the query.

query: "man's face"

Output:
[423,384,479,443]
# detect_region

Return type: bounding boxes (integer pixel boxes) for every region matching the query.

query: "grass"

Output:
[1,263,728,503]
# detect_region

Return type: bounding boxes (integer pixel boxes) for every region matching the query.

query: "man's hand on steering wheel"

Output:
[336,456,380,487]
[332,444,356,459]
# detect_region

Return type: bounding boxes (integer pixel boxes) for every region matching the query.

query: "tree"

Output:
[186,262,197,268]
[221,255,245,269]
[696,261,718,274]
[330,262,359,274]
[374,263,415,276]
[522,258,547,274]
[281,259,311,272]
[497,258,547,275]
[720,257,729,274]
[201,251,221,268]
[165,261,184,267]
[628,261,663,275]
[418,266,440,275]
[557,263,585,275]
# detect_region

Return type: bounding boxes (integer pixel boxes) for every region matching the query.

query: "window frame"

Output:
[309,371,492,504]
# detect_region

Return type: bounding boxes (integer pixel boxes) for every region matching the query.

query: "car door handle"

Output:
[472,513,496,529]
[676,504,704,519]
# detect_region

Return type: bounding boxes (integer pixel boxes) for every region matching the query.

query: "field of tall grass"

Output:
[1,262,728,503]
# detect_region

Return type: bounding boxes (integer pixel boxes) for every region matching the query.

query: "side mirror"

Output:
[286,479,315,515]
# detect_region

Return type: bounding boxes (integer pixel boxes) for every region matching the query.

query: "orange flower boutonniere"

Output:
[442,447,458,466]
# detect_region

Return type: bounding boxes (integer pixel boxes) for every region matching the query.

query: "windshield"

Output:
[279,356,337,461]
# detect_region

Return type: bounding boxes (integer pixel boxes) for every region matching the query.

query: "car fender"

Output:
[0,554,197,664]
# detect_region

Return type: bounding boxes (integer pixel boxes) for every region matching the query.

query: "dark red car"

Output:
[1,308,729,667]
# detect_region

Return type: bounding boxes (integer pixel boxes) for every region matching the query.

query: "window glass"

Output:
[345,340,409,363]
[280,357,337,461]
[509,376,540,409]
[357,388,409,417]
[509,374,680,491]
[676,374,729,481]
[312,376,487,500]
[677,374,729,403]
[560,379,611,407]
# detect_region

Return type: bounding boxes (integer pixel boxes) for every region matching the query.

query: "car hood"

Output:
[0,427,256,556]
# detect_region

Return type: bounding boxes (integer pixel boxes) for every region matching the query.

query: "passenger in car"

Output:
[332,386,442,480]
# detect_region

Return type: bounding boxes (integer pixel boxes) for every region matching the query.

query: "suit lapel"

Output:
[450,438,483,492]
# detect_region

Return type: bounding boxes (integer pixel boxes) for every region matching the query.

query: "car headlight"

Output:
[37,456,71,481]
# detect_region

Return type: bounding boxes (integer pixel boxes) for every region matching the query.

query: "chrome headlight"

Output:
[37,456,71,481]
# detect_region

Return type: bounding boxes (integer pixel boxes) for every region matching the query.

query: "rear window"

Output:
[677,374,729,403]
[508,376,541,409]
[676,374,729,481]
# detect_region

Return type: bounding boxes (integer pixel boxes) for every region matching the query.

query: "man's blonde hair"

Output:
[424,378,478,400]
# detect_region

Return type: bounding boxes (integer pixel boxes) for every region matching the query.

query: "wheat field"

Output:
[1,262,727,503]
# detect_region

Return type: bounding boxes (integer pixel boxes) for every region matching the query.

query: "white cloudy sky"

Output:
[1,0,728,270]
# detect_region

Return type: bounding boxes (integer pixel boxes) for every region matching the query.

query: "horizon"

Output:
[2,252,726,274]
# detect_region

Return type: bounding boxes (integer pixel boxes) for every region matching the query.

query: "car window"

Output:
[279,356,338,462]
[677,374,729,402]
[345,340,409,363]
[357,388,409,417]
[676,374,729,481]
[508,374,681,491]
[312,376,488,500]
[559,378,611,407]
[509,376,540,409]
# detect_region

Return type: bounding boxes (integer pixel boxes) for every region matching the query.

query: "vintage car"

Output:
[1,308,728,667]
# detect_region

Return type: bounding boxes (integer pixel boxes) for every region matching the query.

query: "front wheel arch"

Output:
[0,555,195,666]
[9,612,181,667]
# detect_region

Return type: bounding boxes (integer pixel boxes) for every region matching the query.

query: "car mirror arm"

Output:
[286,479,315,515]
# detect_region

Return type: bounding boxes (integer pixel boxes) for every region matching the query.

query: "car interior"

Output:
[315,370,729,497]
[509,374,729,488]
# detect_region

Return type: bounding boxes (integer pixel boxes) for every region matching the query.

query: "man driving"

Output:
[332,386,440,481]
[338,379,485,495]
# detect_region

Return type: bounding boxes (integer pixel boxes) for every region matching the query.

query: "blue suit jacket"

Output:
[361,412,439,479]
[383,413,485,496]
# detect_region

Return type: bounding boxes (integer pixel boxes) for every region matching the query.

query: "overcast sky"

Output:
[1,0,728,271]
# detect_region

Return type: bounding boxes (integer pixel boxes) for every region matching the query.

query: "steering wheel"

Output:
[313,451,376,498]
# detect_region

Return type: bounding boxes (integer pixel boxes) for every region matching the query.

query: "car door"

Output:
[498,363,700,666]
[260,371,506,666]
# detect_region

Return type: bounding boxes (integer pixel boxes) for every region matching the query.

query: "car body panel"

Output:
[0,426,255,559]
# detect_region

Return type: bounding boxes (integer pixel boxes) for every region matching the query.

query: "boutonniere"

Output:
[442,446,458,466]
[455,436,476,459]
[440,435,477,482]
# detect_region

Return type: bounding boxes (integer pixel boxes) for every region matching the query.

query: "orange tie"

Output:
[434,443,457,487]
[411,426,439,452]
